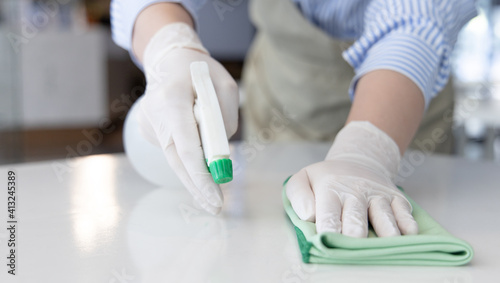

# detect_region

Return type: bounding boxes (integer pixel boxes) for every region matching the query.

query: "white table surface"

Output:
[0,142,499,283]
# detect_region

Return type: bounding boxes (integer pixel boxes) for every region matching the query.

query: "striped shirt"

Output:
[111,0,477,107]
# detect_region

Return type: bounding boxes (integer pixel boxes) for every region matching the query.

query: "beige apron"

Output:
[242,0,454,154]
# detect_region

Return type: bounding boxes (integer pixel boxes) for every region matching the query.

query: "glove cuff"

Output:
[326,121,401,181]
[143,22,209,70]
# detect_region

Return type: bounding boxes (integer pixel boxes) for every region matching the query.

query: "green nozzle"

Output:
[208,158,233,184]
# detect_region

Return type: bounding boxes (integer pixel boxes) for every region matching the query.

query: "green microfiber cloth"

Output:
[282,178,473,266]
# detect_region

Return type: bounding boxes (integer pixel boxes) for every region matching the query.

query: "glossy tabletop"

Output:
[0,143,499,283]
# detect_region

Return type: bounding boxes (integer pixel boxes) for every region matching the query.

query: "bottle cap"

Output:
[208,158,233,184]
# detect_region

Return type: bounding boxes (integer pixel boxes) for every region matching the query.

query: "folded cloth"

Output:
[282,178,474,266]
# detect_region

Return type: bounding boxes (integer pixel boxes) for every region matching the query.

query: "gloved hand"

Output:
[138,23,239,215]
[286,121,418,237]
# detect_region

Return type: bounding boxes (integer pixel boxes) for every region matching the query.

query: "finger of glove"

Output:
[341,196,368,238]
[315,184,342,234]
[286,169,316,222]
[209,63,239,138]
[137,96,161,147]
[392,196,418,235]
[164,142,221,215]
[172,121,224,208]
[368,197,401,237]
[156,102,224,209]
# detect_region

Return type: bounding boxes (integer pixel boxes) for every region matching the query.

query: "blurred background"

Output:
[0,0,499,165]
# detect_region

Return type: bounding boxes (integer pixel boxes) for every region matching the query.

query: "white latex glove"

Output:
[138,23,239,215]
[286,121,418,237]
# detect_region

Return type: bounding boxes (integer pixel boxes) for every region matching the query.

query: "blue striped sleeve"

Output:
[342,0,477,108]
[111,0,206,66]
[291,0,367,39]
